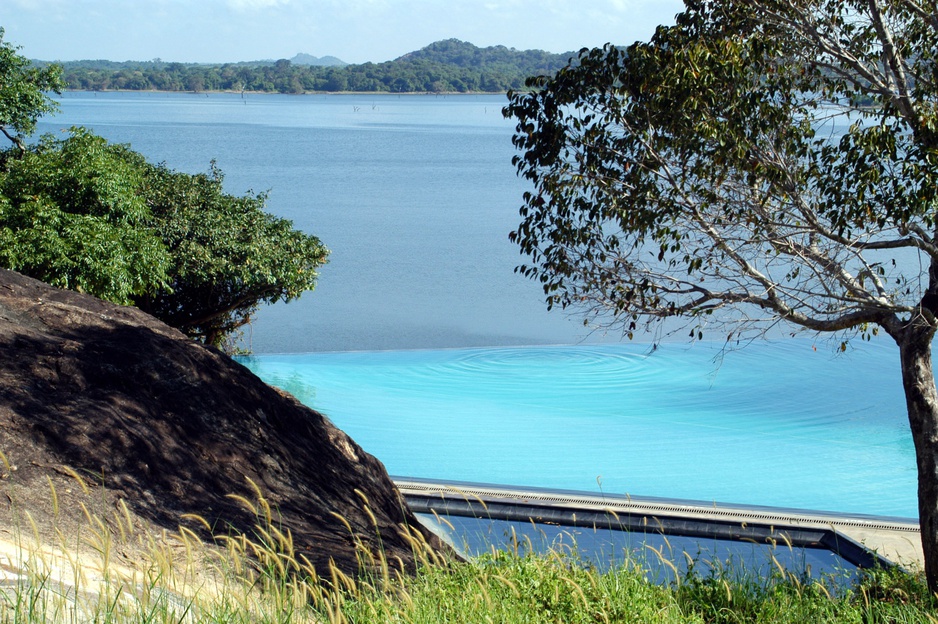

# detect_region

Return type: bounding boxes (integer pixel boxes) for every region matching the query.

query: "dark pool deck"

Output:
[395,477,922,570]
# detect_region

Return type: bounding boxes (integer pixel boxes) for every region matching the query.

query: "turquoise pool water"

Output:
[238,338,916,518]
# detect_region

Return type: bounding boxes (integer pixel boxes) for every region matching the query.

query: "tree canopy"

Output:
[507,2,938,344]
[133,159,328,346]
[0,130,169,304]
[0,27,63,152]
[0,128,328,348]
[505,0,938,590]
[0,31,328,350]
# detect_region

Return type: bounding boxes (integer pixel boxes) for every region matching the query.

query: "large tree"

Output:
[0,130,171,305]
[505,0,938,589]
[0,128,328,349]
[0,34,328,349]
[132,160,328,347]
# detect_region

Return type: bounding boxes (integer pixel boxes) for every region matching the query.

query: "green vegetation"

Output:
[0,129,171,305]
[505,0,938,593]
[337,552,936,624]
[0,33,328,348]
[0,28,62,153]
[51,39,576,93]
[0,128,328,348]
[1,485,935,624]
[131,155,327,347]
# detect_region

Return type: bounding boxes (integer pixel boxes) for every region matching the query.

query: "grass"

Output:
[0,479,937,623]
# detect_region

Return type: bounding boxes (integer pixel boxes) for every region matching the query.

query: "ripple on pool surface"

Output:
[238,339,916,518]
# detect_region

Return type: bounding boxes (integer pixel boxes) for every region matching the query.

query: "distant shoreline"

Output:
[63,89,514,96]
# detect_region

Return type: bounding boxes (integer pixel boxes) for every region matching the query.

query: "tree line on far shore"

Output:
[49,39,578,94]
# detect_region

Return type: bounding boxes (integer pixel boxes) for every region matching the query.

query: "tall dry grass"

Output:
[0,472,935,623]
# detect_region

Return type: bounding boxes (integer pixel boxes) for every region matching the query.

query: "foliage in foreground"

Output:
[0,128,329,347]
[0,30,328,348]
[1,482,936,624]
[0,28,62,153]
[4,543,936,624]
[504,0,938,595]
[337,549,938,624]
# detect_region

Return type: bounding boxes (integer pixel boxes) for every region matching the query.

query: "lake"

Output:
[39,91,591,352]
[38,92,919,519]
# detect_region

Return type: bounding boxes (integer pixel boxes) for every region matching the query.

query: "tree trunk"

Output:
[896,325,938,593]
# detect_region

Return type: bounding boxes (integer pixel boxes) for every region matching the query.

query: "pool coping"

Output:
[394,477,922,570]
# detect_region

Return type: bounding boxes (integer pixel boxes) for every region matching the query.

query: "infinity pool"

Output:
[238,338,916,518]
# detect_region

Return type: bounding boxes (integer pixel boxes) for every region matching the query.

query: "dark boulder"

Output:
[0,268,440,575]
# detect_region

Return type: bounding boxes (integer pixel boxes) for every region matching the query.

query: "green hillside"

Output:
[50,39,577,93]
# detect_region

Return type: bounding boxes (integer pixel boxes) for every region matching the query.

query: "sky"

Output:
[2,0,684,65]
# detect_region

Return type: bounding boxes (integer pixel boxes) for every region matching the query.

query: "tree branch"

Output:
[0,125,25,156]
[867,0,916,121]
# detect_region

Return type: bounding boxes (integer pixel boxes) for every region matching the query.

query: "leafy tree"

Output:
[323,69,348,92]
[186,73,205,93]
[505,0,938,590]
[0,130,170,303]
[133,161,328,347]
[0,28,63,153]
[0,128,328,348]
[0,26,327,349]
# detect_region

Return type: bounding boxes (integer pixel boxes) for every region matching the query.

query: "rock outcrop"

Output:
[0,268,440,575]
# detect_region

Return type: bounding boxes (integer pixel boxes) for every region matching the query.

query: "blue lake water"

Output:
[39,91,590,352]
[40,92,919,519]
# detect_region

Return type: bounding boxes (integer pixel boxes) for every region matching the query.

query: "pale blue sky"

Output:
[2,0,683,64]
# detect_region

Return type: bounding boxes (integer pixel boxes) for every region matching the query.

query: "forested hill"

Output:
[51,39,578,94]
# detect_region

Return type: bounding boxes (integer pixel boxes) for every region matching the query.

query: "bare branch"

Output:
[897,0,938,30]
[867,0,916,119]
[754,1,924,128]
[0,125,25,155]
